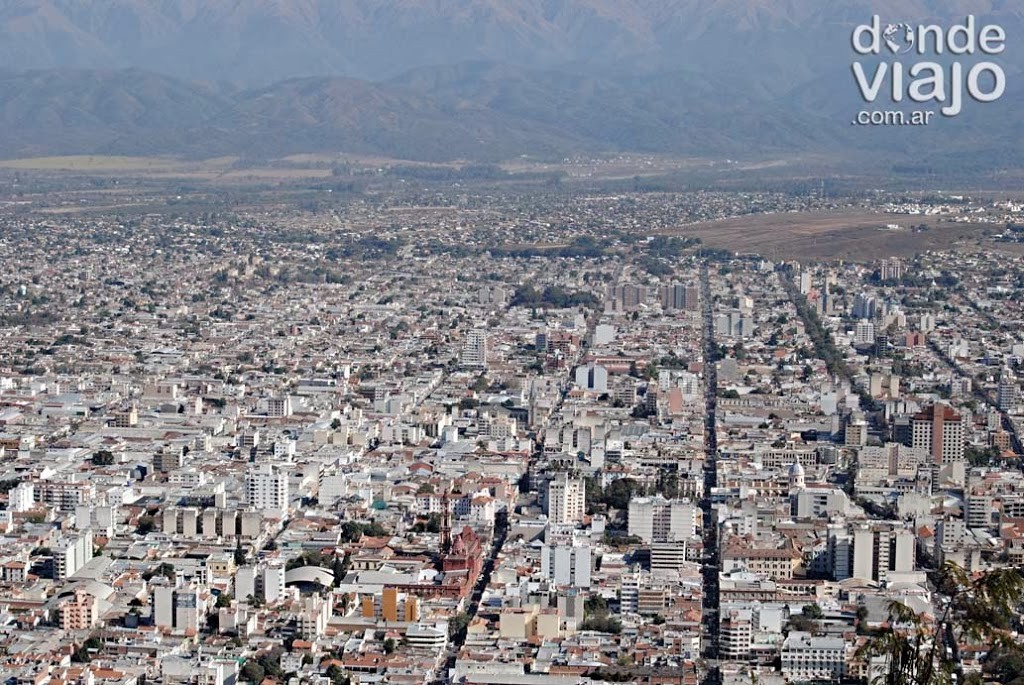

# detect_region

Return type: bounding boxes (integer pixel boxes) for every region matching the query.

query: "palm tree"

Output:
[858,561,1024,685]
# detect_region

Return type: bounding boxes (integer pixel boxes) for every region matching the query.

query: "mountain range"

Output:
[1,0,1022,167]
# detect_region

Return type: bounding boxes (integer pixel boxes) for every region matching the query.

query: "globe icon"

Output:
[883,22,915,54]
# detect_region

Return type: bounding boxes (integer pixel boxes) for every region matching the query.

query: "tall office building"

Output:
[461,329,488,370]
[911,404,965,465]
[998,369,1018,414]
[844,415,868,447]
[606,284,647,312]
[267,396,293,417]
[574,363,609,393]
[659,283,699,311]
[246,464,289,515]
[880,257,904,281]
[540,542,592,588]
[546,473,585,525]
[799,271,813,295]
[627,496,699,543]
[854,319,876,345]
[850,524,914,582]
[9,482,34,513]
[152,583,206,633]
[852,293,877,320]
[53,529,94,580]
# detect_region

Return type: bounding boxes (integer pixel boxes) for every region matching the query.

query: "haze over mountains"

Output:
[1,0,1022,166]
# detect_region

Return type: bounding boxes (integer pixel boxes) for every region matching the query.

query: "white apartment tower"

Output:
[851,524,914,582]
[9,482,34,513]
[246,464,289,516]
[53,529,94,580]
[461,329,488,370]
[628,496,699,543]
[854,319,876,345]
[540,543,592,588]
[546,473,585,525]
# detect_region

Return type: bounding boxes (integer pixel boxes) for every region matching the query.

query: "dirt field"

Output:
[0,155,189,171]
[670,211,993,262]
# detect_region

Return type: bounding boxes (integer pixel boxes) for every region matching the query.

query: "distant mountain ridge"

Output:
[0,65,846,162]
[2,0,1022,85]
[1,1,1023,165]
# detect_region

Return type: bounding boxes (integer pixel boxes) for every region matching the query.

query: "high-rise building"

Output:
[296,595,332,639]
[659,283,699,311]
[650,542,690,571]
[246,464,289,515]
[540,542,592,588]
[799,271,813,295]
[262,561,286,604]
[267,396,293,417]
[827,525,853,581]
[721,610,754,659]
[844,415,868,447]
[154,448,184,473]
[854,319,875,345]
[9,482,34,513]
[574,363,608,393]
[152,583,206,633]
[911,404,965,465]
[880,257,904,281]
[852,294,877,320]
[627,496,699,543]
[111,405,138,428]
[478,286,508,307]
[58,590,99,630]
[461,329,488,370]
[546,473,585,525]
[53,529,94,580]
[998,369,1018,414]
[606,284,647,312]
[850,523,914,582]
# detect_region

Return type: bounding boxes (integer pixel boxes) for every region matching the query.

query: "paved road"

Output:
[699,261,721,685]
[429,510,509,685]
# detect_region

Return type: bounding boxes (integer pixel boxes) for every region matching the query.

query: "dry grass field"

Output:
[0,155,186,171]
[669,211,993,262]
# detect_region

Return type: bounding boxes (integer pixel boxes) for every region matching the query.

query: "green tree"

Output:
[856,605,870,633]
[325,664,349,685]
[71,636,104,663]
[448,612,471,638]
[426,513,441,533]
[585,595,609,618]
[858,562,1024,685]
[580,615,623,633]
[802,604,824,620]
[333,555,347,585]
[603,478,638,510]
[240,661,265,684]
[91,449,115,466]
[135,514,156,535]
[142,562,175,581]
